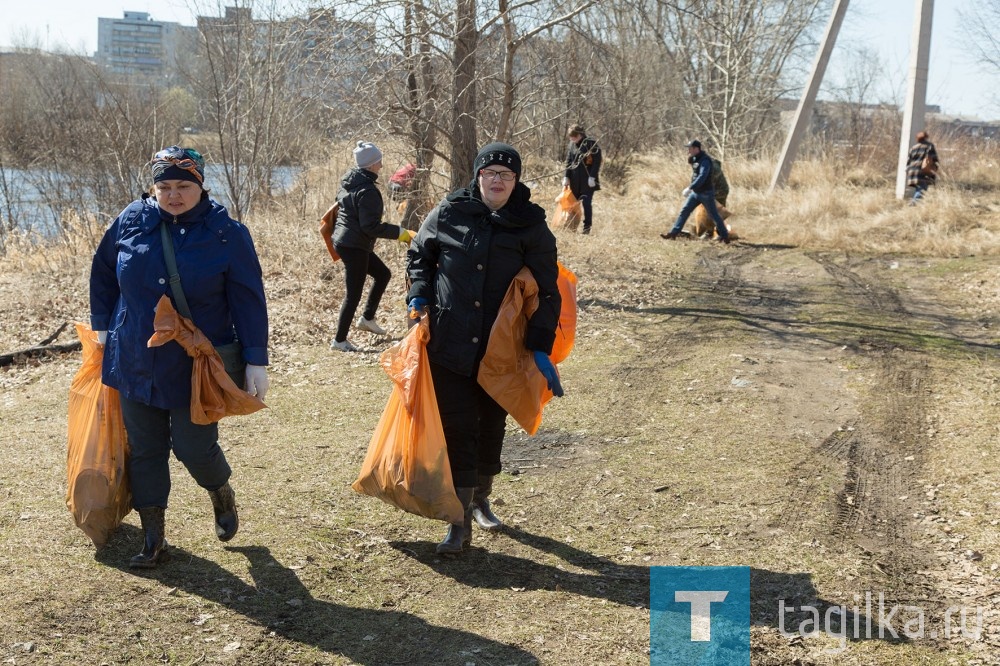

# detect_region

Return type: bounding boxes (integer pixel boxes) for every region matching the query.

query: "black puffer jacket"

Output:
[333,167,401,251]
[406,181,561,377]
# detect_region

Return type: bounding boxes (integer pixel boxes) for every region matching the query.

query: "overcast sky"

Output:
[3,0,996,119]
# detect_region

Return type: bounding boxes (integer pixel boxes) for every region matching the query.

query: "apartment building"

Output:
[96,11,196,79]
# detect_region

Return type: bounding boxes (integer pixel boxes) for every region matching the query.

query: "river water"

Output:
[0,165,302,234]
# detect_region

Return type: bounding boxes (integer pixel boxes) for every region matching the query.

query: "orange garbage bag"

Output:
[478,263,577,433]
[477,269,547,434]
[352,316,465,524]
[319,202,341,262]
[552,186,583,231]
[146,295,266,425]
[551,262,578,365]
[66,323,131,548]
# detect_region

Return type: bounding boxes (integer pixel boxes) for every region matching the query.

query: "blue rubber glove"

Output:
[533,350,564,397]
[408,297,428,320]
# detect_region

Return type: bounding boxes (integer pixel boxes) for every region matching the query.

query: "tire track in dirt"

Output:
[775,252,937,604]
[673,247,937,607]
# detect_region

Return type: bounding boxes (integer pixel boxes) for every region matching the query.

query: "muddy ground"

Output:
[1,209,999,665]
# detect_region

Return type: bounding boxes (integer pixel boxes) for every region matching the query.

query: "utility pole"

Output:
[769,0,850,194]
[896,0,935,199]
[770,0,935,198]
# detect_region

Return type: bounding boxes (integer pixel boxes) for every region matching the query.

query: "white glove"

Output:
[96,330,108,346]
[682,187,691,197]
[245,364,269,401]
[588,177,596,188]
[562,177,570,188]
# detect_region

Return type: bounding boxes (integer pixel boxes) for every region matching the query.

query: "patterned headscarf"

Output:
[150,146,205,186]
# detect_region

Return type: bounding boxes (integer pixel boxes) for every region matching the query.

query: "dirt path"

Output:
[1,228,998,665]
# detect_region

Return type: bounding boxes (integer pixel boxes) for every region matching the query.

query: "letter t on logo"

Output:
[675,591,729,641]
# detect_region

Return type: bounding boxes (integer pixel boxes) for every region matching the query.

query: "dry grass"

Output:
[1,152,999,665]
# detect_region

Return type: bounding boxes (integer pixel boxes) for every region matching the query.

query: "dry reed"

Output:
[2,152,998,283]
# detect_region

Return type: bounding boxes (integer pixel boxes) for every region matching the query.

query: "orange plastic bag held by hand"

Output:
[553,186,583,231]
[66,323,131,548]
[478,263,576,434]
[551,262,578,365]
[477,269,547,434]
[352,317,465,524]
[319,202,341,262]
[147,295,266,425]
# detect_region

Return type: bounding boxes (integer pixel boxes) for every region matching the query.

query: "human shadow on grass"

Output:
[98,524,538,665]
[389,528,911,648]
[751,567,911,647]
[389,525,650,609]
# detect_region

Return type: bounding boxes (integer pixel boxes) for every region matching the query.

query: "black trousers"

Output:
[120,397,231,509]
[429,361,508,488]
[335,245,391,342]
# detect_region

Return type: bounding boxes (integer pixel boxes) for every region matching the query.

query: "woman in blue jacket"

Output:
[406,142,564,554]
[90,146,269,568]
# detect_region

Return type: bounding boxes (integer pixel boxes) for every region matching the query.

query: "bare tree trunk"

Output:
[451,0,479,190]
[402,0,439,229]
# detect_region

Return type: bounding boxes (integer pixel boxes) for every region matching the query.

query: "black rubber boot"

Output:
[472,475,503,531]
[436,487,474,555]
[129,506,168,569]
[208,482,239,542]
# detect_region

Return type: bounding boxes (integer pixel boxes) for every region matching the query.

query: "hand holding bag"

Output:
[147,295,266,425]
[552,186,583,231]
[66,323,131,548]
[352,316,465,524]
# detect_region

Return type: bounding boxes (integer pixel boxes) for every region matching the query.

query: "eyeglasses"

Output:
[150,146,205,183]
[479,168,515,182]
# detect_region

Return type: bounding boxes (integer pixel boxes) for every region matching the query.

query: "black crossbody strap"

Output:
[159,220,193,320]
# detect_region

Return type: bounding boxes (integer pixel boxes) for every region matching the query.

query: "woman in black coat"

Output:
[331,141,412,351]
[406,142,563,554]
[562,123,602,234]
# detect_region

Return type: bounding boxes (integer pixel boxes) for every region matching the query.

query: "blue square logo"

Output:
[650,566,750,666]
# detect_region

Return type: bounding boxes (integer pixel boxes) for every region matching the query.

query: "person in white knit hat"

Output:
[329,141,413,351]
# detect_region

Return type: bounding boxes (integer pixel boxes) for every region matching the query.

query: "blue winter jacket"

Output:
[90,195,269,409]
[688,152,716,194]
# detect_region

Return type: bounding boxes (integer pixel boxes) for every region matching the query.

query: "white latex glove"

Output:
[562,177,570,188]
[96,330,108,346]
[682,187,692,197]
[588,177,596,188]
[245,364,269,401]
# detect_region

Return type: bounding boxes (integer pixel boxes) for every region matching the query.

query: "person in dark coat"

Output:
[331,141,412,352]
[904,131,939,204]
[661,139,730,244]
[406,142,564,554]
[562,124,602,235]
[90,145,270,568]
